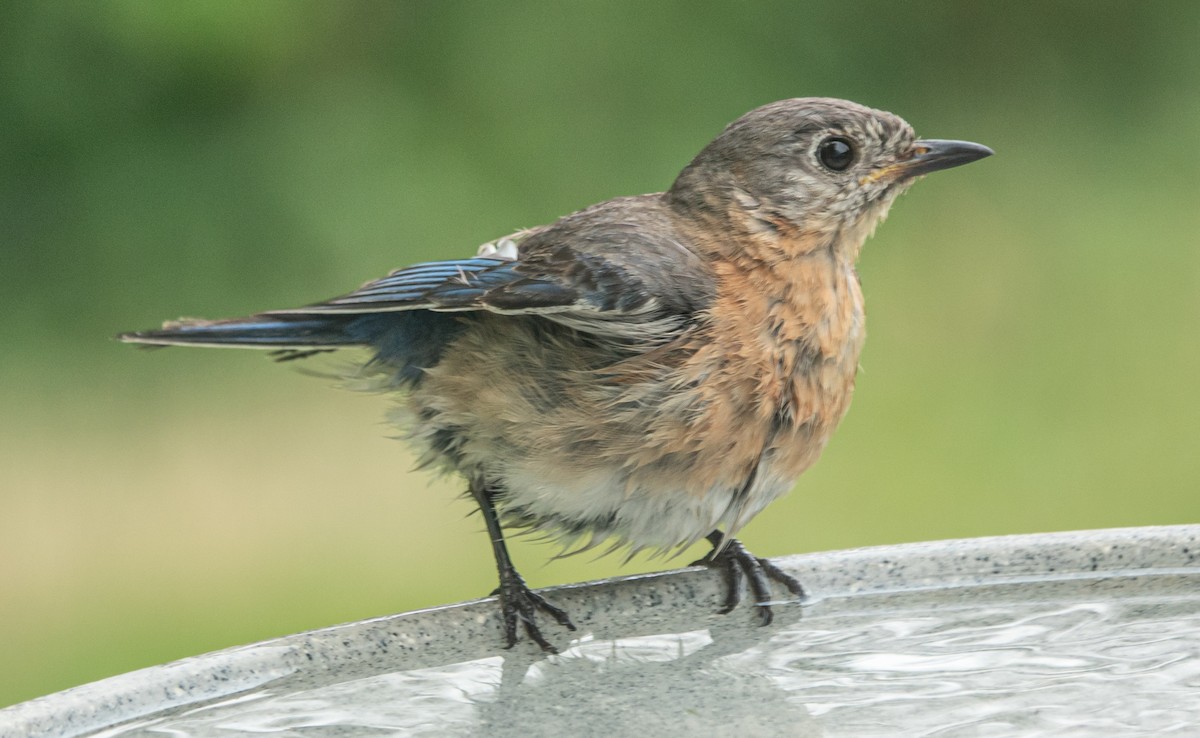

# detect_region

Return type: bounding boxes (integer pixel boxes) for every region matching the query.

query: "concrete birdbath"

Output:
[3,525,1198,736]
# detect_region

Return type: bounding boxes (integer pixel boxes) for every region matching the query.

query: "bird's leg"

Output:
[691,531,807,625]
[469,481,576,653]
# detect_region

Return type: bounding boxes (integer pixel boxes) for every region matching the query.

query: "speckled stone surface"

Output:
[3,525,1198,737]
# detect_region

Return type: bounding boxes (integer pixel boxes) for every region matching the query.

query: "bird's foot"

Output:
[691,533,807,625]
[492,570,576,653]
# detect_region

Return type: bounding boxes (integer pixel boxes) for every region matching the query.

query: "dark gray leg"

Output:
[469,481,576,652]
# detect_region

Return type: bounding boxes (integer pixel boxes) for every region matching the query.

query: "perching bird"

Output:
[121,97,992,652]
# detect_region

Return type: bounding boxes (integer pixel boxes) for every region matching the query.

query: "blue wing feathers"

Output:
[120,232,707,360]
[276,258,522,313]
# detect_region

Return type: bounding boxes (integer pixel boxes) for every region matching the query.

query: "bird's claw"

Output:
[692,534,806,625]
[494,572,576,653]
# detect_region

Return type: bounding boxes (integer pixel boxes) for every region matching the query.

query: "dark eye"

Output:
[818,137,856,171]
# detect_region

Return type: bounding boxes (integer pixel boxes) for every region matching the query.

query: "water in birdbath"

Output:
[84,571,1200,737]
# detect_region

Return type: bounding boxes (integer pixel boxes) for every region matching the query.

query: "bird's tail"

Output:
[117,314,362,351]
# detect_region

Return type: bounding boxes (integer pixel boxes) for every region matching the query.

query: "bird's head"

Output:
[669,97,992,256]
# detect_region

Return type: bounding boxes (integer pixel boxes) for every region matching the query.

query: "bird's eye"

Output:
[817,137,856,171]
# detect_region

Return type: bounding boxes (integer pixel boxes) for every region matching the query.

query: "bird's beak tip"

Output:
[900,139,994,178]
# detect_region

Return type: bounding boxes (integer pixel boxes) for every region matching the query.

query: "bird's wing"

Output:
[121,196,715,350]
[270,200,715,339]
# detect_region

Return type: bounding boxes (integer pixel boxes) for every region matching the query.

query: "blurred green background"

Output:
[2,0,1198,709]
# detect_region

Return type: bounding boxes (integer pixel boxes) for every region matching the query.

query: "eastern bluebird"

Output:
[121,98,992,652]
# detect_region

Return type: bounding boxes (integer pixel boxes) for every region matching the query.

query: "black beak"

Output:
[895,139,994,179]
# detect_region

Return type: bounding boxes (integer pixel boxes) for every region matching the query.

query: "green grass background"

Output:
[2,1,1198,708]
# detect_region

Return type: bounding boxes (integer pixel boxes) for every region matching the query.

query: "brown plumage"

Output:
[120,98,992,652]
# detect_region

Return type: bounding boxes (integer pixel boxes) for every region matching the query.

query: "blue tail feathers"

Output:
[118,315,363,350]
[119,310,466,384]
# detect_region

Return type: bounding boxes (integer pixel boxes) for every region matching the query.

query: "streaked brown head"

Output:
[668,97,992,250]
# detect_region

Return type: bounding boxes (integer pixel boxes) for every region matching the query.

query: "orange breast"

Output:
[677,241,866,492]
